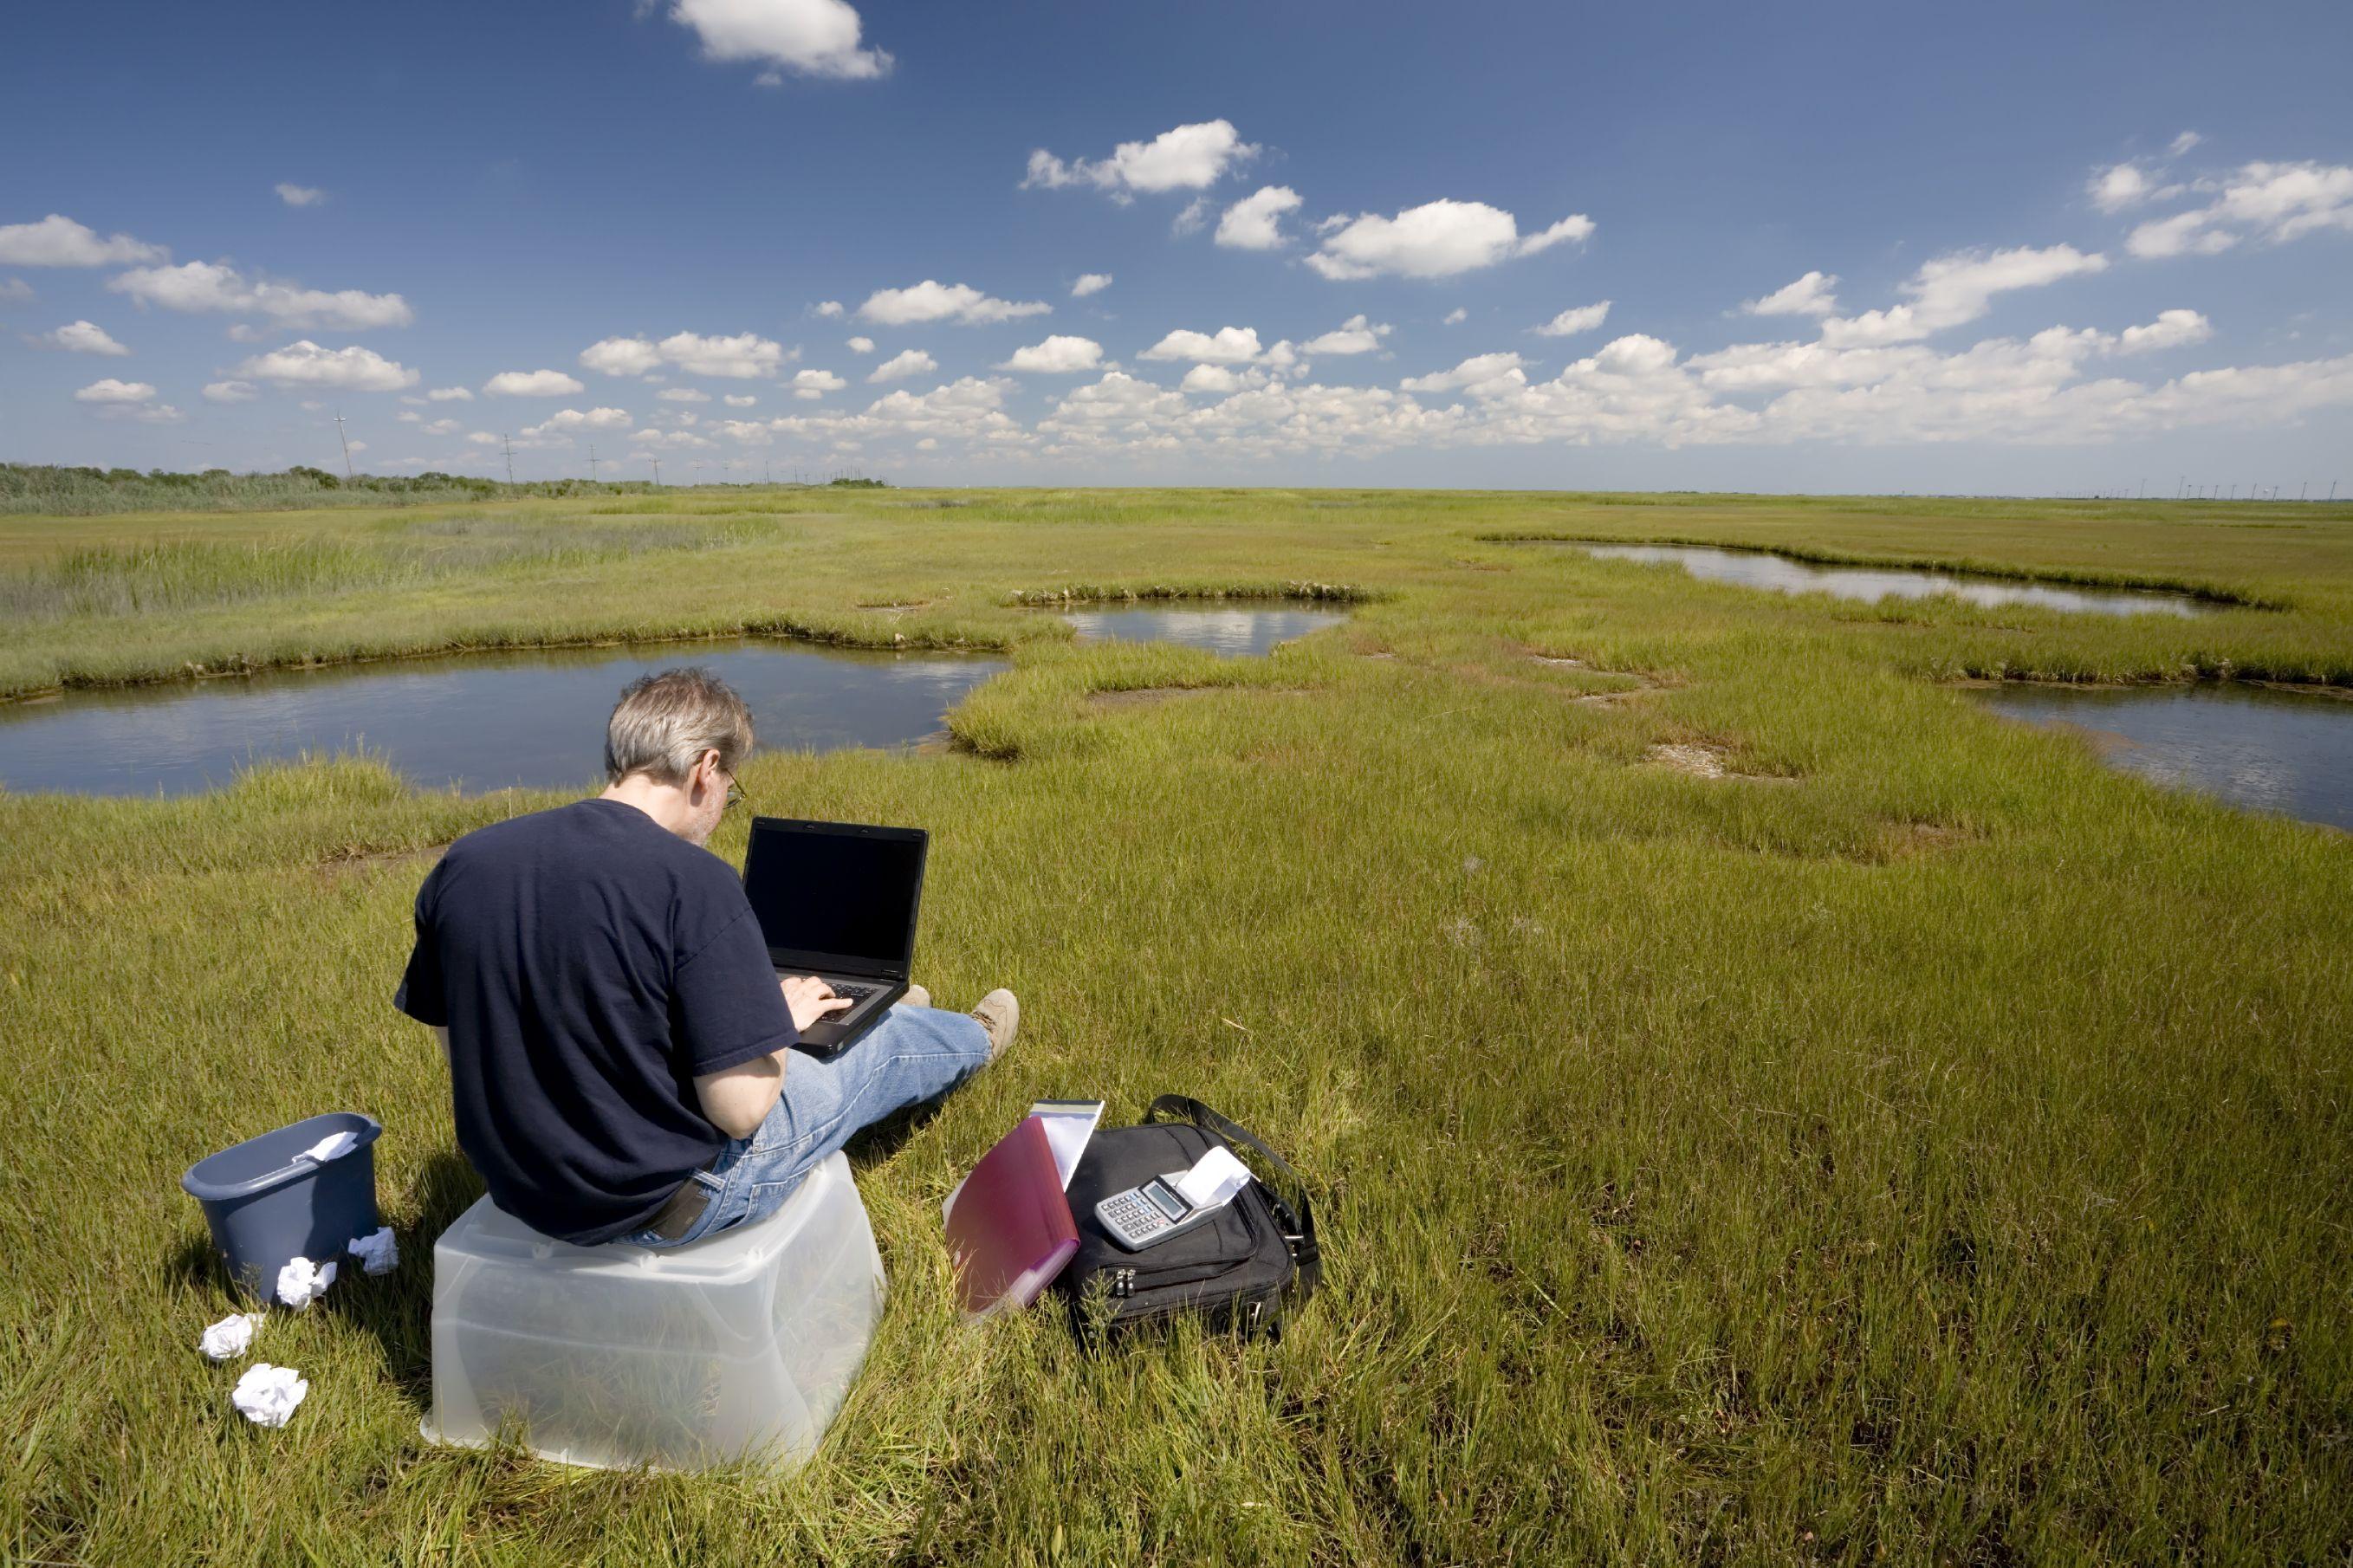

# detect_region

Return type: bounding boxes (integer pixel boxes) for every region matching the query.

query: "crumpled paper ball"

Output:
[231,1363,309,1428]
[347,1227,399,1277]
[275,1254,337,1310]
[198,1312,263,1362]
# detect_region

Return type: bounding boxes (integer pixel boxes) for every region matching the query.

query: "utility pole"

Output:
[502,434,515,486]
[588,444,599,483]
[763,458,772,485]
[333,409,354,481]
[651,457,661,487]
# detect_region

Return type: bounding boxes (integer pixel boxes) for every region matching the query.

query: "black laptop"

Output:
[740,816,929,1055]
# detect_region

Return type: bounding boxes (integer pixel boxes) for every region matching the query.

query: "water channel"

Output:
[1061,603,1352,655]
[1542,541,2216,618]
[0,640,1007,798]
[1971,683,2352,831]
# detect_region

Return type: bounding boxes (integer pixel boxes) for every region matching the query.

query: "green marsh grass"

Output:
[0,489,2348,1564]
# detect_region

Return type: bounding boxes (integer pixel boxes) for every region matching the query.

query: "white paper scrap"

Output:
[347,1227,399,1277]
[199,1312,263,1362]
[231,1363,309,1428]
[300,1131,359,1163]
[1176,1145,1253,1212]
[1028,1100,1104,1191]
[275,1255,337,1310]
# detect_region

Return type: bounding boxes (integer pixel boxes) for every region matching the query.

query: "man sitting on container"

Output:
[392,667,1018,1247]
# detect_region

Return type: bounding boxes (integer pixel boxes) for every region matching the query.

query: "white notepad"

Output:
[1027,1098,1104,1189]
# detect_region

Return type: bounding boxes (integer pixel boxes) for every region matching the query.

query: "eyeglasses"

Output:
[723,776,749,814]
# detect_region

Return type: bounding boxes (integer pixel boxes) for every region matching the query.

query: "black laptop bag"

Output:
[1054,1096,1321,1340]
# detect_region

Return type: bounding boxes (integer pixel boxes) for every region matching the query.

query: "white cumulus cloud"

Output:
[867,348,936,383]
[1139,326,1266,365]
[236,340,418,392]
[426,386,473,401]
[1398,353,1529,393]
[666,0,892,81]
[1300,314,1391,355]
[275,183,327,208]
[522,407,632,438]
[1072,273,1112,298]
[580,336,665,376]
[107,260,413,330]
[37,320,130,355]
[1442,307,1468,325]
[1215,186,1303,250]
[813,300,845,317]
[1741,271,1840,317]
[0,214,166,268]
[1306,200,1594,280]
[792,368,846,398]
[74,378,155,404]
[1023,120,1257,199]
[1818,245,2109,347]
[203,379,260,403]
[846,334,875,353]
[2126,160,2353,258]
[576,331,790,379]
[1533,301,1611,338]
[2088,163,2158,213]
[724,392,758,406]
[658,386,711,402]
[483,368,586,397]
[2117,308,2214,353]
[998,334,1104,373]
[656,330,791,378]
[858,280,1051,327]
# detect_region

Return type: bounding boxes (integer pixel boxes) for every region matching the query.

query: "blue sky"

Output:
[3,0,2350,494]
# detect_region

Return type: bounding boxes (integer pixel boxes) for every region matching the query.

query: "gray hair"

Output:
[603,667,755,785]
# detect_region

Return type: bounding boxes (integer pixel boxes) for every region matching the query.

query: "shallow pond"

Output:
[1545,541,2214,618]
[0,639,1007,797]
[1972,684,2352,831]
[1061,604,1351,656]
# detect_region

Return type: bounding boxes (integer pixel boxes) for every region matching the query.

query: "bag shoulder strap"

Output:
[1146,1095,1321,1296]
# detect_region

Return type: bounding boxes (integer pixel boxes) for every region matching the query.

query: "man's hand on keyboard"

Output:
[781,975,857,1032]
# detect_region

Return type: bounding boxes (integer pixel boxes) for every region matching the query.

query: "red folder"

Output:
[944,1115,1079,1318]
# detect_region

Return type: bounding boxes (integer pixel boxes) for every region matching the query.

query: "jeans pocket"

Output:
[743,1179,806,1223]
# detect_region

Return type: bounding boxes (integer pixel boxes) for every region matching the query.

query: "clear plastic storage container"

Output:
[423,1151,885,1472]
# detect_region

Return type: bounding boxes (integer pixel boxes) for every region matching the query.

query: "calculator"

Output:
[1095,1172,1217,1250]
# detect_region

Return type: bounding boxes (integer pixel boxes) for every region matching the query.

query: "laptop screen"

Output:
[741,819,925,971]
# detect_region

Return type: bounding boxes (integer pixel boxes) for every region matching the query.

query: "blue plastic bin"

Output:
[181,1111,384,1301]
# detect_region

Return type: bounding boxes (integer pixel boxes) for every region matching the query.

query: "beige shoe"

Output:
[899,983,930,1010]
[970,988,1019,1060]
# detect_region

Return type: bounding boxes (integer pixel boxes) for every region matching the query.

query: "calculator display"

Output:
[1144,1183,1187,1221]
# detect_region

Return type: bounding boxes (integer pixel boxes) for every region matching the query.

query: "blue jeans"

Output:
[626,1001,992,1248]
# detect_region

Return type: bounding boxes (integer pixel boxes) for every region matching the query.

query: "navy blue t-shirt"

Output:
[394,799,795,1244]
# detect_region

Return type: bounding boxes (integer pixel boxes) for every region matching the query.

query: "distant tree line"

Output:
[0,463,887,516]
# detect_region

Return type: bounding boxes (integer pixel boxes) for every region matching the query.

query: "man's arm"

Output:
[692,975,851,1140]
